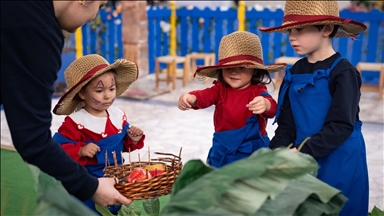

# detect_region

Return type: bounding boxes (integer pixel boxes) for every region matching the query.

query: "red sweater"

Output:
[57,107,144,166]
[190,81,277,136]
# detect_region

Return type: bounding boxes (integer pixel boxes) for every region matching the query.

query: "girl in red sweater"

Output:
[178,31,286,168]
[52,54,145,214]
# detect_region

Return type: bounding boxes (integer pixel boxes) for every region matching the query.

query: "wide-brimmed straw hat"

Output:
[195,31,287,78]
[53,54,138,115]
[259,0,366,37]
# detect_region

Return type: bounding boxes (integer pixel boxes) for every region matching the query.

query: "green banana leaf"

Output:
[95,198,161,216]
[369,206,384,216]
[96,203,142,216]
[95,196,171,216]
[27,164,98,216]
[160,148,347,216]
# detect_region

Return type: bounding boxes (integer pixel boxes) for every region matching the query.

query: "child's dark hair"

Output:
[217,68,272,86]
[315,25,339,38]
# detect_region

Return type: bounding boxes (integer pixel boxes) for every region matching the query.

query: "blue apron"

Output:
[84,123,128,178]
[207,115,269,168]
[53,123,129,215]
[276,57,369,215]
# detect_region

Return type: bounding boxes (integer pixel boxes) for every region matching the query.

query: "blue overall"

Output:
[53,123,129,215]
[275,57,369,215]
[207,115,270,168]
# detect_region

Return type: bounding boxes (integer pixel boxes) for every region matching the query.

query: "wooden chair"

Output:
[356,62,384,100]
[187,52,216,83]
[274,57,301,85]
[155,55,188,90]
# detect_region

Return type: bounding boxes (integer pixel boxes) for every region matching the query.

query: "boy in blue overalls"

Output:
[259,0,369,215]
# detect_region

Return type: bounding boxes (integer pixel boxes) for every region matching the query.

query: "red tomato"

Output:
[149,169,165,177]
[126,169,151,183]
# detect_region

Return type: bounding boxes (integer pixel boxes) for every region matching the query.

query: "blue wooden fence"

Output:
[81,9,123,63]
[58,7,383,85]
[147,7,383,84]
[57,9,123,83]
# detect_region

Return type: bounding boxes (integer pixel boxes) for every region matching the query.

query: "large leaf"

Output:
[160,148,346,215]
[95,204,142,216]
[28,164,98,216]
[95,204,115,216]
[143,198,160,216]
[253,174,347,216]
[170,159,214,197]
[369,206,384,216]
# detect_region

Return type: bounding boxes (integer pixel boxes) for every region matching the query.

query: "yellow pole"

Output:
[170,1,176,56]
[238,1,245,31]
[75,27,83,59]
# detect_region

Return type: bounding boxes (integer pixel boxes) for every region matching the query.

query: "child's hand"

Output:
[127,126,144,143]
[246,96,271,114]
[290,147,298,152]
[178,93,197,110]
[79,143,100,158]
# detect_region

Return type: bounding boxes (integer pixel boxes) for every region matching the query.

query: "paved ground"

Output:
[1,74,383,211]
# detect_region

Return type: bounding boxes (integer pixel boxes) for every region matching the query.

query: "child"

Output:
[259,0,369,215]
[52,54,145,215]
[178,31,287,168]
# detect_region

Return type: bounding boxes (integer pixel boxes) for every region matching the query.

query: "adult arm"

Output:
[0,1,97,201]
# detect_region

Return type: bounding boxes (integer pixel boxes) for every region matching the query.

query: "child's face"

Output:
[288,26,326,57]
[222,67,254,90]
[79,71,116,116]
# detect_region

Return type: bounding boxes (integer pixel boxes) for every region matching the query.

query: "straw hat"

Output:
[195,31,287,78]
[259,0,366,37]
[53,54,138,115]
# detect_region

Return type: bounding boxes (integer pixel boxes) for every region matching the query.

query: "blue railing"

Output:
[58,7,383,85]
[81,9,123,63]
[148,7,383,75]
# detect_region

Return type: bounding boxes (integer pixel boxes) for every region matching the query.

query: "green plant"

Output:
[160,147,347,215]
[368,206,384,216]
[95,198,161,216]
[96,203,141,216]
[29,165,97,216]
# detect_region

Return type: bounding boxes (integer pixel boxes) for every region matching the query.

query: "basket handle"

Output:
[112,151,118,169]
[154,152,181,159]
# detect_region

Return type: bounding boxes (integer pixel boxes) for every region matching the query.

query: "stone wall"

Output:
[120,1,148,77]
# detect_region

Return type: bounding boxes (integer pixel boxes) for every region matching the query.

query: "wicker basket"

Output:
[103,147,182,200]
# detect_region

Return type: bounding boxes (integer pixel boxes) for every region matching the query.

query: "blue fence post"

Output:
[163,17,169,56]
[177,7,189,56]
[203,18,211,53]
[365,10,380,62]
[214,8,223,62]
[272,9,284,61]
[116,13,123,59]
[191,8,200,53]
[107,15,116,62]
[81,23,89,56]
[155,16,162,58]
[148,8,155,73]
[146,6,171,73]
[99,10,108,59]
[89,26,97,54]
